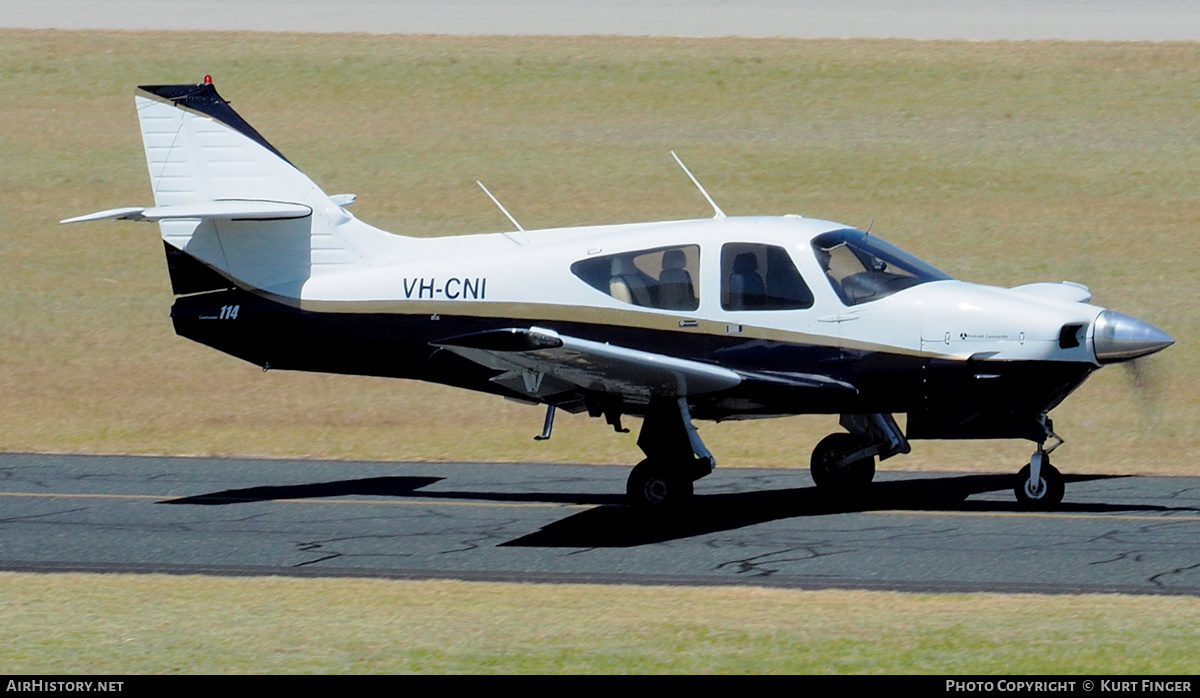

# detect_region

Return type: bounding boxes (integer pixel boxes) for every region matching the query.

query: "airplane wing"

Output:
[432,327,742,400]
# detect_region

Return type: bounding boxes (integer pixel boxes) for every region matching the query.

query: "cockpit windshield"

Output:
[811,229,952,306]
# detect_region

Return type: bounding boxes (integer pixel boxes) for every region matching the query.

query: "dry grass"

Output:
[0,31,1196,473]
[2,572,1199,674]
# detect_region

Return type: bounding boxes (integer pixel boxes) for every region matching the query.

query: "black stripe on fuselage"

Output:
[170,289,1095,436]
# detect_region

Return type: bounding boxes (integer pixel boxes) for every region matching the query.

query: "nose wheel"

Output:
[1014,452,1065,510]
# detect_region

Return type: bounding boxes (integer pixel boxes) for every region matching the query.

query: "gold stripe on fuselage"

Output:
[281,296,932,359]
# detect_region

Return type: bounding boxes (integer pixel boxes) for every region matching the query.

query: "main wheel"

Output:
[810,432,876,494]
[626,458,694,508]
[1014,461,1065,510]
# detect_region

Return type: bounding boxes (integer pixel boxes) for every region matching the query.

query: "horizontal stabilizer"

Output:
[60,207,150,224]
[61,200,313,224]
[434,327,742,399]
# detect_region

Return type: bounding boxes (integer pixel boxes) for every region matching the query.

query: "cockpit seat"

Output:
[657,249,696,310]
[728,253,765,310]
[609,257,652,306]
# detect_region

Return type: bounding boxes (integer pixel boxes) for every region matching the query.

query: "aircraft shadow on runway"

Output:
[162,476,447,505]
[502,473,1173,547]
[160,471,1200,547]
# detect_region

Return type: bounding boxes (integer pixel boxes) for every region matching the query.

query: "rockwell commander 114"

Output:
[63,77,1174,510]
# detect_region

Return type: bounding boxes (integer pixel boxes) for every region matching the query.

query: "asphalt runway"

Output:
[3,453,1199,594]
[2,0,1199,40]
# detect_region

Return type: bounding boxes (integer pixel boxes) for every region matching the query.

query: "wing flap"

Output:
[434,327,742,399]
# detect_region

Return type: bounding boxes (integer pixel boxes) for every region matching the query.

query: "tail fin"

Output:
[136,77,312,208]
[127,77,402,297]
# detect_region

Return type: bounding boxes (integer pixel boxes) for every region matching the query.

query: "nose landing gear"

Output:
[1014,415,1066,510]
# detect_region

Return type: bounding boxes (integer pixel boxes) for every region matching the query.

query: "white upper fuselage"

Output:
[298,213,1105,366]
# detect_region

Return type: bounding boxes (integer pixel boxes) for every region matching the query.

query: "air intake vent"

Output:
[1058,323,1084,349]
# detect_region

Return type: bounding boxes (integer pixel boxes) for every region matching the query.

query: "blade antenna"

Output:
[477,181,524,244]
[864,218,874,235]
[671,151,726,219]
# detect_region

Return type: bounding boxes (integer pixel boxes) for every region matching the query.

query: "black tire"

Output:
[810,432,876,493]
[626,458,694,508]
[1014,461,1065,510]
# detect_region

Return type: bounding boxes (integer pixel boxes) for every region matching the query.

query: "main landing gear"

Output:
[1014,415,1065,510]
[623,409,914,507]
[810,413,910,496]
[610,404,1070,510]
[625,398,714,509]
[810,433,875,492]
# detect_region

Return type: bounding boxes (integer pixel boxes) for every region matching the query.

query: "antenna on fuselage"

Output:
[476,180,524,245]
[670,151,726,220]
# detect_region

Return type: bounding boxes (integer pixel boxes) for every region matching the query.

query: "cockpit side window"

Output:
[571,245,700,311]
[812,229,952,306]
[721,243,814,311]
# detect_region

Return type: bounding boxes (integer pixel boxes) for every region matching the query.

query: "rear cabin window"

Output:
[720,243,814,311]
[571,245,700,311]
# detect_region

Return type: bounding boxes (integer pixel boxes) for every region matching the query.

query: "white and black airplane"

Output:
[64,78,1174,510]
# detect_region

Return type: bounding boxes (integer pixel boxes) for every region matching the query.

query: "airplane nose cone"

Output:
[1093,310,1174,363]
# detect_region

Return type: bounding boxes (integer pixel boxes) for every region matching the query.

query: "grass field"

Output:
[2,573,1199,674]
[1,30,1198,674]
[0,30,1196,474]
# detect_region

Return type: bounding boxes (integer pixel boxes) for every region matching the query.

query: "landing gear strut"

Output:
[1014,415,1065,509]
[625,398,713,509]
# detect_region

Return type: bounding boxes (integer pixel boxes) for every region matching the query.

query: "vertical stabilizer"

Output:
[137,79,314,208]
[134,77,403,297]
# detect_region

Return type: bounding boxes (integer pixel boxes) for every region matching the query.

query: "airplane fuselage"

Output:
[170,215,1100,442]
